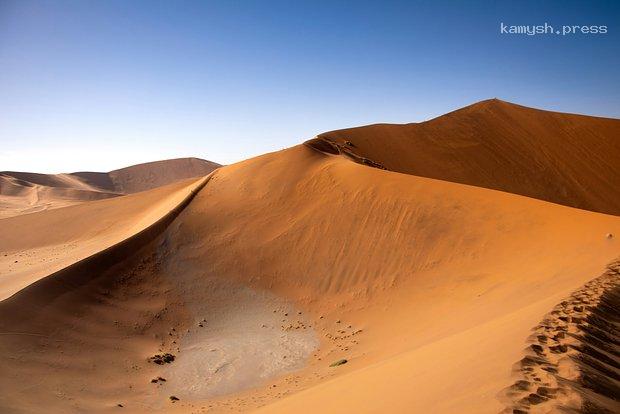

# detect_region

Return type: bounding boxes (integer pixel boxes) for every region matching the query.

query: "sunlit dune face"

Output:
[1,102,619,413]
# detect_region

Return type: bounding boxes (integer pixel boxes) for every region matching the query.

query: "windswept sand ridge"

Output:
[0,157,221,218]
[0,174,210,306]
[313,99,620,215]
[0,170,317,414]
[0,177,206,300]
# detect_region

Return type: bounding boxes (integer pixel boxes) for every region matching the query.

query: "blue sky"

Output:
[1,0,619,172]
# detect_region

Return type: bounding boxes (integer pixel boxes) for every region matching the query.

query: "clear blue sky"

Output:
[1,0,619,172]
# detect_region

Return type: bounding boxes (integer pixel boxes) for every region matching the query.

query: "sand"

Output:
[0,172,121,218]
[0,177,205,300]
[315,99,620,215]
[0,157,220,218]
[0,100,618,413]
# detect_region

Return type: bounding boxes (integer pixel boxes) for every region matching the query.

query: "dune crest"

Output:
[314,99,620,215]
[0,177,207,300]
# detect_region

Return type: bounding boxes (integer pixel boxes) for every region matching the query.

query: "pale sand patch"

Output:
[161,283,317,399]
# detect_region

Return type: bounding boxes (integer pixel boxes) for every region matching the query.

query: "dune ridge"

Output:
[0,177,207,300]
[312,99,620,215]
[0,175,210,307]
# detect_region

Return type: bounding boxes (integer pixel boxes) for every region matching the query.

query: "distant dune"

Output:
[0,101,618,413]
[311,99,620,215]
[0,157,221,218]
[105,157,221,194]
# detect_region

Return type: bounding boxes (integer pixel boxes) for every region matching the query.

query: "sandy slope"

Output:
[0,170,317,414]
[0,177,205,300]
[315,99,620,215]
[1,142,618,413]
[167,145,619,413]
[1,101,619,413]
[0,157,220,218]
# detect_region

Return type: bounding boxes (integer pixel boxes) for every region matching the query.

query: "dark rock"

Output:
[148,353,175,365]
[329,359,348,367]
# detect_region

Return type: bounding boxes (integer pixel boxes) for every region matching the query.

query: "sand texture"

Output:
[0,101,618,413]
[0,157,220,218]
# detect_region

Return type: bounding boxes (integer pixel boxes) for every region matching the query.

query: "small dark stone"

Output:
[169,396,179,402]
[329,359,348,367]
[148,353,175,365]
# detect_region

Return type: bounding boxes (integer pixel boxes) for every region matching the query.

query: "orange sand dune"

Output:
[0,173,121,218]
[0,157,220,218]
[1,101,619,413]
[0,177,207,300]
[314,99,620,215]
[1,139,618,413]
[168,145,620,413]
[104,157,221,194]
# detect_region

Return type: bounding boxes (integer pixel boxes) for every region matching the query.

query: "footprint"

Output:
[500,260,620,413]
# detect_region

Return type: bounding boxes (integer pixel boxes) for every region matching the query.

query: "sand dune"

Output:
[1,101,618,413]
[312,99,620,215]
[0,177,206,300]
[161,145,619,413]
[105,157,221,194]
[0,173,121,218]
[0,157,220,218]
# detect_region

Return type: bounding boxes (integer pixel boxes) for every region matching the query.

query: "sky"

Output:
[1,0,619,173]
